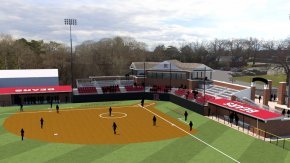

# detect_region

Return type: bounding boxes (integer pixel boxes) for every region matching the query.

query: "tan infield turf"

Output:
[3,103,197,144]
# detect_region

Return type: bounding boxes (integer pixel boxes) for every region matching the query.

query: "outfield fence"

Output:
[209,115,290,150]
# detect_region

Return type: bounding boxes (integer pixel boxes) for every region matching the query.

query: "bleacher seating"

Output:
[195,93,215,104]
[78,87,97,94]
[150,85,171,93]
[102,85,120,94]
[174,89,186,96]
[125,85,144,92]
[203,85,239,99]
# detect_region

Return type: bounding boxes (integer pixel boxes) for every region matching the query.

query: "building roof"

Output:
[0,69,58,78]
[208,98,283,122]
[130,60,212,72]
[0,85,72,95]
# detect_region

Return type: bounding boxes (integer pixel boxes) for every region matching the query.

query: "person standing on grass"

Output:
[184,111,188,121]
[56,105,59,113]
[189,121,193,131]
[21,128,24,141]
[40,118,44,129]
[109,107,112,116]
[153,115,157,126]
[50,99,53,109]
[112,122,117,134]
[20,103,23,112]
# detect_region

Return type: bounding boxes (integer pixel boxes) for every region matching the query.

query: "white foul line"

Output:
[138,104,240,163]
[178,118,189,124]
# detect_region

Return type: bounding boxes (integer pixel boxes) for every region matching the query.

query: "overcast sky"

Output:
[1,0,290,49]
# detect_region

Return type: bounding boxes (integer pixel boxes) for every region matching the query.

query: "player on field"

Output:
[40,118,44,129]
[21,128,24,141]
[184,111,188,121]
[189,121,193,131]
[141,98,144,107]
[20,103,23,112]
[56,105,59,113]
[109,107,112,116]
[153,115,157,126]
[112,122,117,134]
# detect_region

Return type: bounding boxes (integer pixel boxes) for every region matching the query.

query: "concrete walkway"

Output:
[212,70,277,91]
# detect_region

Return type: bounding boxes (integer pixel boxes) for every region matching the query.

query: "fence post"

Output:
[258,129,260,139]
[264,131,266,141]
[283,139,285,149]
[276,137,278,146]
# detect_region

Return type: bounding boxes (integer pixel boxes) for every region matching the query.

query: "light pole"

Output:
[286,14,290,107]
[64,18,77,87]
[203,67,206,106]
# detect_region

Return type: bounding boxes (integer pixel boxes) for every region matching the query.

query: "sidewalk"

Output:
[254,97,289,113]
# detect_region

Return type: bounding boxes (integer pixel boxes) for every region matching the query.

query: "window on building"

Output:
[163,73,170,79]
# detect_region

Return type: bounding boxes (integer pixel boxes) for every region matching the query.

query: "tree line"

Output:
[1,33,290,85]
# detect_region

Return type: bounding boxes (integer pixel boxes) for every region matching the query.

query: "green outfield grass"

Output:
[233,74,286,87]
[1,100,290,162]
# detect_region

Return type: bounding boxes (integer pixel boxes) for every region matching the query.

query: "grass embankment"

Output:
[234,74,286,87]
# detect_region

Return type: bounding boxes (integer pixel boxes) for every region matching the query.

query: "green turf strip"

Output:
[0,100,140,113]
[140,136,230,163]
[138,121,228,162]
[0,133,20,146]
[191,128,255,162]
[0,143,82,163]
[285,151,290,162]
[188,146,235,163]
[154,102,209,128]
[93,138,177,163]
[210,128,255,158]
[195,120,227,141]
[46,144,124,163]
[238,140,288,163]
[0,117,9,135]
[0,139,47,161]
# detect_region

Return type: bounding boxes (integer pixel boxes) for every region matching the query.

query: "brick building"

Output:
[130,60,213,89]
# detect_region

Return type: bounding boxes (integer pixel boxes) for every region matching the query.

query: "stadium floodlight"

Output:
[64,18,77,87]
[203,67,206,106]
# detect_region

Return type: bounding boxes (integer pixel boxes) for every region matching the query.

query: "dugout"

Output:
[0,86,72,106]
[207,98,290,137]
[0,69,72,106]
